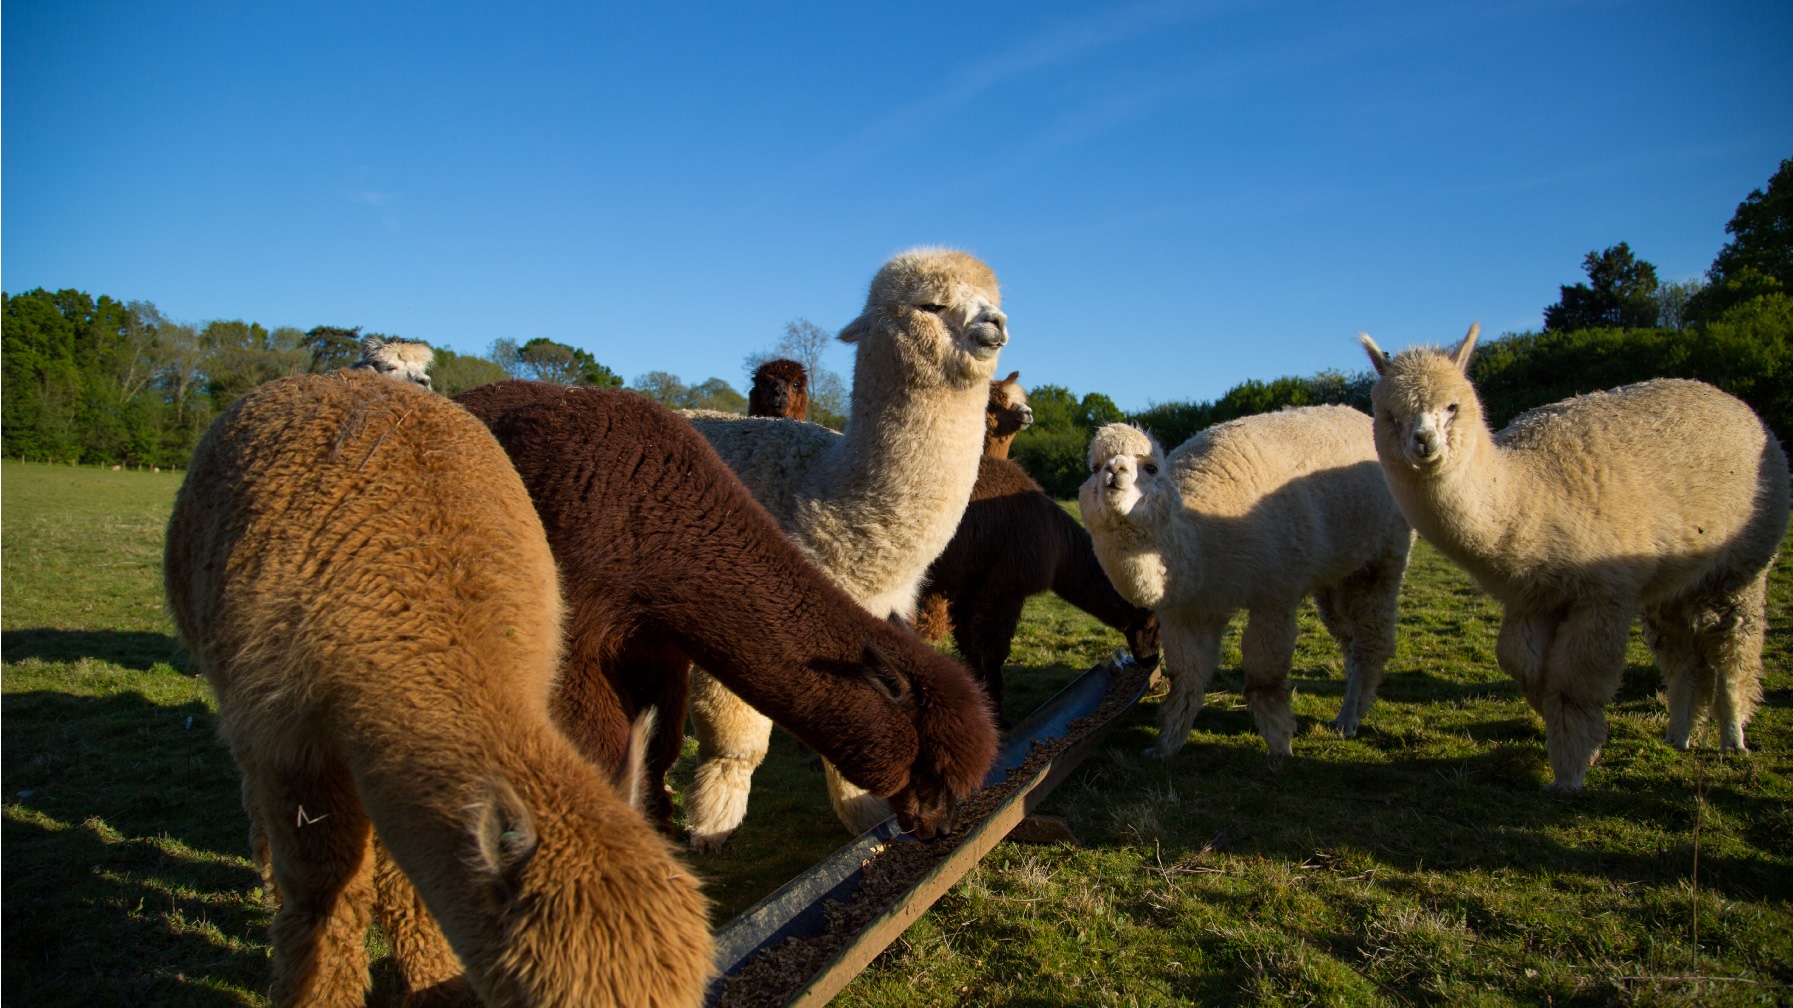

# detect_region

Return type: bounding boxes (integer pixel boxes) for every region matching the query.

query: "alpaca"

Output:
[350,334,434,389]
[453,381,997,841]
[681,247,1009,846]
[1360,325,1790,788]
[164,371,712,1008]
[748,358,809,421]
[983,370,1033,459]
[1081,411,1414,758]
[912,454,1160,726]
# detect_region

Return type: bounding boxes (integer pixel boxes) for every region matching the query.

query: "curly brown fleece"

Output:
[164,371,712,1008]
[454,380,998,839]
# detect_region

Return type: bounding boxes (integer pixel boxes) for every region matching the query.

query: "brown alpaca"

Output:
[164,371,712,1008]
[454,380,999,839]
[983,370,1033,459]
[912,456,1160,725]
[748,358,809,420]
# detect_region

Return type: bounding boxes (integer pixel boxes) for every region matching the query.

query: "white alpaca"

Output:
[1080,410,1413,758]
[351,335,434,390]
[1360,325,1789,789]
[682,248,1007,848]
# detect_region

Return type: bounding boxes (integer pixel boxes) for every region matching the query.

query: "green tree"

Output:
[302,325,364,373]
[515,337,622,387]
[629,371,745,413]
[1687,157,1792,321]
[429,346,510,397]
[1543,242,1661,331]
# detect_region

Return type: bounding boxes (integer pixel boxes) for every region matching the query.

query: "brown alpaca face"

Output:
[985,373,1034,438]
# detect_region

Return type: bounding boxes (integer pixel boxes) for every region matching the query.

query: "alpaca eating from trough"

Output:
[681,247,1009,847]
[1360,325,1789,789]
[748,358,810,421]
[350,334,434,390]
[1080,411,1414,758]
[453,381,998,842]
[163,371,711,1007]
[983,370,1034,459]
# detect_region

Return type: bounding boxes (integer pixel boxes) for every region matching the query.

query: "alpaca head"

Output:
[837,248,1007,389]
[860,629,998,841]
[1360,324,1484,475]
[748,358,810,420]
[1082,423,1164,517]
[352,335,435,390]
[986,371,1034,442]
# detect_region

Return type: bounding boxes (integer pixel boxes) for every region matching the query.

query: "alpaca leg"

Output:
[370,840,466,1008]
[644,672,692,832]
[1496,608,1560,717]
[248,753,377,1008]
[1313,586,1360,735]
[1330,557,1407,737]
[1148,616,1223,758]
[1539,602,1631,791]
[1643,598,1709,750]
[1240,604,1301,759]
[951,592,1025,728]
[1705,574,1768,752]
[685,668,772,852]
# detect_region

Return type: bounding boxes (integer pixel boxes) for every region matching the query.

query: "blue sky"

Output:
[5,0,1790,410]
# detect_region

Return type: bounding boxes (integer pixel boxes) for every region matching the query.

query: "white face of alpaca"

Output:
[914,285,1008,363]
[1380,396,1460,470]
[367,355,432,390]
[1090,452,1159,514]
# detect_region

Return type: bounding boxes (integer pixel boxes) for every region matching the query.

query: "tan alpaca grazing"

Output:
[1080,411,1414,758]
[1361,326,1790,789]
[682,248,1008,847]
[984,370,1033,458]
[164,371,712,1008]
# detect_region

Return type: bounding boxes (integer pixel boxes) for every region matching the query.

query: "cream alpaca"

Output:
[1361,325,1789,788]
[1080,410,1413,757]
[683,248,1008,847]
[350,334,434,389]
[165,372,712,1007]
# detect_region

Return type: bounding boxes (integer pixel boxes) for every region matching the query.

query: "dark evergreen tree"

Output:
[1543,242,1661,331]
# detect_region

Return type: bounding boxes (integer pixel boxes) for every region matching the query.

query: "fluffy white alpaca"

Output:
[1080,409,1413,758]
[682,248,1007,848]
[1361,325,1789,789]
[351,335,434,390]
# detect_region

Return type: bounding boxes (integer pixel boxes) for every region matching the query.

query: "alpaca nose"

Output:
[1412,431,1437,458]
[1018,405,1034,428]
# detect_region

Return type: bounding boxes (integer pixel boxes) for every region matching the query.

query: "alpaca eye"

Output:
[1142,463,1158,475]
[1446,403,1458,414]
[916,303,946,314]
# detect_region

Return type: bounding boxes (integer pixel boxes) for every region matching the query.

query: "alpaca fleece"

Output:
[748,358,810,421]
[680,248,1010,845]
[914,455,1160,722]
[453,381,997,841]
[164,371,712,1008]
[1362,326,1790,788]
[1081,408,1414,758]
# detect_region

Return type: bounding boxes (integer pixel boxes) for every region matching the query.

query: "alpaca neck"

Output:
[1085,488,1178,611]
[984,432,1014,459]
[802,375,990,617]
[1388,420,1529,585]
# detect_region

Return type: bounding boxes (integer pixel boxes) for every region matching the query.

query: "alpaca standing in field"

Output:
[1360,326,1789,788]
[165,372,711,1008]
[350,334,434,389]
[912,454,1159,725]
[682,248,1009,846]
[748,358,810,421]
[1081,411,1414,757]
[454,381,996,840]
[983,370,1033,459]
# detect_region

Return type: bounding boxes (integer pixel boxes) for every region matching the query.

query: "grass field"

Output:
[3,459,1790,1006]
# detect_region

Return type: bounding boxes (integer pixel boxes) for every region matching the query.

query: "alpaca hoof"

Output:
[1143,745,1177,760]
[1541,781,1582,794]
[1327,717,1359,738]
[1664,732,1693,751]
[688,830,731,853]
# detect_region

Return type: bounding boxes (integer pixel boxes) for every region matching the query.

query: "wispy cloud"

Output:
[348,189,400,233]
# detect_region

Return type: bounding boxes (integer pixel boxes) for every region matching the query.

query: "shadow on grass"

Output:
[1,628,185,672]
[2,688,266,1005]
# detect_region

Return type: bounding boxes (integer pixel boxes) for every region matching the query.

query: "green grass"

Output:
[4,460,1790,1006]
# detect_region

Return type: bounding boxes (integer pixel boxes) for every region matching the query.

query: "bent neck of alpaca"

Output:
[1390,424,1531,586]
[798,378,989,617]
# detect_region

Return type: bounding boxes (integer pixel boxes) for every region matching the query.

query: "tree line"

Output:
[6,159,1787,484]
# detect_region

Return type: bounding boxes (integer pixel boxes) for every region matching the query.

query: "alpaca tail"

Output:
[615,707,658,813]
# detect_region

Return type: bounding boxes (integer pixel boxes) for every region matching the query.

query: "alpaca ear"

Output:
[1004,371,1019,383]
[1451,323,1481,372]
[861,639,916,711]
[471,779,538,902]
[837,315,873,345]
[360,334,385,355]
[1358,333,1391,376]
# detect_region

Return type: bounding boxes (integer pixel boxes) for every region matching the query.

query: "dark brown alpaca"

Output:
[984,371,1033,459]
[748,358,809,420]
[914,456,1160,725]
[454,380,998,840]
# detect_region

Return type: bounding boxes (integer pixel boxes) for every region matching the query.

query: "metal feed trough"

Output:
[706,650,1157,1007]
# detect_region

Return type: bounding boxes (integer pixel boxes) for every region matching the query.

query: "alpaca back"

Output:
[166,372,712,1008]
[1162,405,1407,609]
[1489,379,1789,598]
